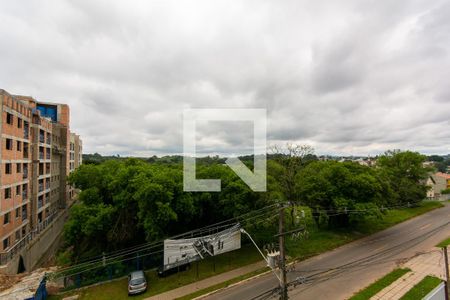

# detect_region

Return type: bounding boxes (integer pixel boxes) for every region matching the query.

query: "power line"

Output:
[61,200,422,268]
[68,203,280,267]
[51,205,280,277]
[287,221,450,291]
[50,201,438,282]
[246,220,449,299]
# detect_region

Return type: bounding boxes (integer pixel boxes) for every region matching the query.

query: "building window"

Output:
[16,185,21,196]
[16,141,21,151]
[3,212,10,225]
[39,147,44,159]
[4,188,11,199]
[5,163,12,174]
[23,142,29,158]
[15,230,20,241]
[39,130,45,143]
[6,113,13,125]
[6,138,13,150]
[15,207,20,219]
[22,184,28,198]
[21,205,27,221]
[3,237,10,250]
[17,118,22,128]
[22,163,28,179]
[16,163,21,173]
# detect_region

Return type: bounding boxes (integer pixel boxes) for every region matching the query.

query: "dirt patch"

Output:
[0,273,25,292]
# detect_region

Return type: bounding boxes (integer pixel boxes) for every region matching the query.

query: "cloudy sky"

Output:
[0,0,449,156]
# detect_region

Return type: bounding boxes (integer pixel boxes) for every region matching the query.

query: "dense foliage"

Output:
[66,149,429,259]
[427,155,450,173]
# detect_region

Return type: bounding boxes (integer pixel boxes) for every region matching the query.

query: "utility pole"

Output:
[279,205,288,300]
[444,246,449,300]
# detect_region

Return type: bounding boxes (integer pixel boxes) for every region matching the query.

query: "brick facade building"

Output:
[0,89,82,253]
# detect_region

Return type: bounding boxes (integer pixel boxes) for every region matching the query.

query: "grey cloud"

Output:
[0,0,449,156]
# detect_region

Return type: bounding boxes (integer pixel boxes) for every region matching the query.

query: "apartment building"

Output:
[0,89,82,255]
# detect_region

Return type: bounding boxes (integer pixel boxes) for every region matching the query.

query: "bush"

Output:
[441,188,450,195]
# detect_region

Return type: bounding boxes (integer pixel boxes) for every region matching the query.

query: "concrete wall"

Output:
[0,209,67,275]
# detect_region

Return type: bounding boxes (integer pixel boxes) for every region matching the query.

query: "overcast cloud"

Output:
[0,0,449,156]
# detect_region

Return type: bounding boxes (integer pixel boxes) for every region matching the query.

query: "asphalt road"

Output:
[203,202,450,300]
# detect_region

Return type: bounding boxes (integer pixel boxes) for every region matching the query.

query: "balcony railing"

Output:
[0,211,60,265]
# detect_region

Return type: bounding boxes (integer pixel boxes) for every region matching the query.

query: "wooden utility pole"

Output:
[444,246,449,300]
[279,205,288,300]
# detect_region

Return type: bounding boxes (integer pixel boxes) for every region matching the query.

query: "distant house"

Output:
[354,157,377,167]
[427,172,450,199]
[434,172,450,190]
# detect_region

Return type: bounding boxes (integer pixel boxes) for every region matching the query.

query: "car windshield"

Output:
[130,278,145,285]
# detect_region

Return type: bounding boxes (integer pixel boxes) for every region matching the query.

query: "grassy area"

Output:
[48,244,263,300]
[399,276,442,300]
[349,268,411,300]
[437,236,450,248]
[49,201,444,300]
[356,201,444,234]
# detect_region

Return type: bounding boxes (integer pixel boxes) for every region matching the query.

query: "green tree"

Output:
[377,150,429,205]
[295,161,388,227]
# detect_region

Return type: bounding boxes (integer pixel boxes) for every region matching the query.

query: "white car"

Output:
[128,270,147,295]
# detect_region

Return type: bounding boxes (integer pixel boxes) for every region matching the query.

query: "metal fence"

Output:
[51,251,163,291]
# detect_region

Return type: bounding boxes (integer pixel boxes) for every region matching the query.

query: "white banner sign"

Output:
[163,224,241,271]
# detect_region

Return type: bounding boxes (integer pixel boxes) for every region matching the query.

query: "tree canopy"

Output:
[65,149,430,259]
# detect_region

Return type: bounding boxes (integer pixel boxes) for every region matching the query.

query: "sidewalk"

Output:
[145,261,266,300]
[370,249,447,300]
